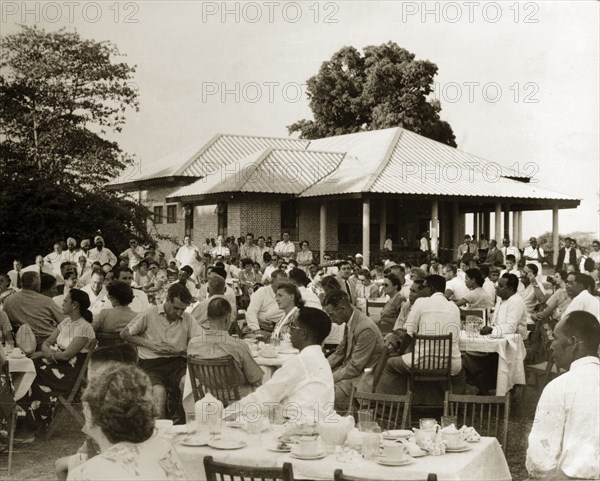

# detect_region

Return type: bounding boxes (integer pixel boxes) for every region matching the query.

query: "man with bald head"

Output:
[190,274,236,327]
[3,271,63,347]
[245,269,287,333]
[527,311,600,479]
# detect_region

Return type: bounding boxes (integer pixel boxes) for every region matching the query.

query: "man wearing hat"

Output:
[63,237,84,263]
[354,253,364,268]
[87,235,117,267]
[80,239,91,259]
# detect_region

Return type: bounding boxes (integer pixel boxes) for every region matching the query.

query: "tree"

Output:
[288,42,457,146]
[0,25,149,269]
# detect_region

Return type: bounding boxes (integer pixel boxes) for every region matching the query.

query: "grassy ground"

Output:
[4,390,540,481]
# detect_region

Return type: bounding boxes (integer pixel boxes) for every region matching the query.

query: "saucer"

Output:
[208,439,247,450]
[265,442,292,453]
[376,456,415,466]
[445,444,472,453]
[278,348,299,354]
[180,435,211,446]
[407,448,428,458]
[382,429,412,440]
[290,452,327,460]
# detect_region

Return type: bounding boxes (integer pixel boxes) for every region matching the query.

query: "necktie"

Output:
[16,272,22,289]
[345,280,353,304]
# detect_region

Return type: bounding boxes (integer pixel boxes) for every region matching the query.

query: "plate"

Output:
[180,435,211,446]
[376,456,415,466]
[382,429,412,440]
[208,439,247,450]
[290,452,327,460]
[407,448,428,458]
[279,348,299,354]
[445,444,472,453]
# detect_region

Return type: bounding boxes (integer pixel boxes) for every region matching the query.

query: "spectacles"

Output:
[383,283,392,287]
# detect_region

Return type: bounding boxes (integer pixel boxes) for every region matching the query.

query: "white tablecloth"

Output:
[174,428,511,481]
[8,356,36,401]
[459,332,526,396]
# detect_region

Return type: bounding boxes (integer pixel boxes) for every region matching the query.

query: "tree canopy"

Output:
[0,25,149,269]
[288,42,457,146]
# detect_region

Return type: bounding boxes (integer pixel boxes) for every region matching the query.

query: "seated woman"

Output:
[378,273,405,335]
[92,281,137,345]
[21,289,95,430]
[66,363,186,481]
[238,257,260,305]
[272,282,304,341]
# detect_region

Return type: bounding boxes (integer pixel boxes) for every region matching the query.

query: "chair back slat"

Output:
[188,356,241,407]
[203,455,294,481]
[410,334,453,392]
[349,388,412,431]
[443,391,510,451]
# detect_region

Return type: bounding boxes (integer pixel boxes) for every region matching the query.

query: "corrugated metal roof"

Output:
[179,134,309,177]
[169,149,344,198]
[299,127,576,201]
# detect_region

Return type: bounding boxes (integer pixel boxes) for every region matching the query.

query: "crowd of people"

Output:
[1,230,599,480]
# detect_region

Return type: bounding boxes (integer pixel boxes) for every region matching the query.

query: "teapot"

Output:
[318,413,355,449]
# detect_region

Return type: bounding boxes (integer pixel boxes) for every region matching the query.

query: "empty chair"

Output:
[348,388,412,431]
[443,391,511,451]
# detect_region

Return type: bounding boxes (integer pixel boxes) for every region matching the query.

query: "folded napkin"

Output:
[460,425,481,442]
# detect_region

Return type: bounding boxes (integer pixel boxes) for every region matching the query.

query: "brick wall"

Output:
[298,199,339,255]
[239,195,282,240]
[193,204,219,242]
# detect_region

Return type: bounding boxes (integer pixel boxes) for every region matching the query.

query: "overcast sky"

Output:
[3,0,599,239]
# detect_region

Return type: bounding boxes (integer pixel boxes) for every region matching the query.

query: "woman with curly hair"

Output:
[67,363,186,481]
[21,288,96,431]
[272,282,305,340]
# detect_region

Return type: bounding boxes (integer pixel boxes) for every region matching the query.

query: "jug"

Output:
[195,392,223,435]
[318,414,355,452]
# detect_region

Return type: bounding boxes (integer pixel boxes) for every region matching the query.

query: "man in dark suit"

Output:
[556,237,579,272]
[323,290,384,411]
[484,240,504,265]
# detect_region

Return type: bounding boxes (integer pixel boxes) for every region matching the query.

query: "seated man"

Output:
[190,274,237,327]
[80,270,109,316]
[519,264,547,318]
[377,275,462,396]
[121,283,201,418]
[526,311,600,480]
[188,298,263,396]
[463,273,527,395]
[245,269,286,333]
[442,264,469,302]
[384,279,426,350]
[323,290,384,410]
[225,307,334,423]
[3,271,63,347]
[561,272,600,321]
[484,240,504,265]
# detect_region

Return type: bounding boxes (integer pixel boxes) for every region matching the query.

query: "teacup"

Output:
[10,347,24,357]
[292,437,322,456]
[442,431,464,449]
[382,444,407,461]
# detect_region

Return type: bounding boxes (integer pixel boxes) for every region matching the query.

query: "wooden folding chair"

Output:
[348,388,412,431]
[443,391,511,451]
[0,361,17,475]
[366,300,386,324]
[204,455,294,481]
[334,469,437,481]
[410,334,453,392]
[45,340,97,439]
[372,344,394,393]
[187,356,241,407]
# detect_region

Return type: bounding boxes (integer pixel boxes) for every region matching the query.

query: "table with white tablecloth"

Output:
[174,427,511,481]
[8,356,36,400]
[458,332,526,396]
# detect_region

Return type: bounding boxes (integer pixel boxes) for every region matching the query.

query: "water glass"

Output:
[441,416,458,429]
[357,410,374,429]
[360,423,382,460]
[5,340,14,354]
[419,418,437,430]
[185,411,197,433]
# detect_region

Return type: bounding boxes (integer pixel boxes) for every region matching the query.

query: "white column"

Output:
[452,201,460,254]
[362,198,370,266]
[319,203,327,263]
[517,211,523,247]
[552,206,559,266]
[504,205,511,240]
[512,211,519,248]
[431,200,439,256]
[379,200,387,250]
[495,202,502,242]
